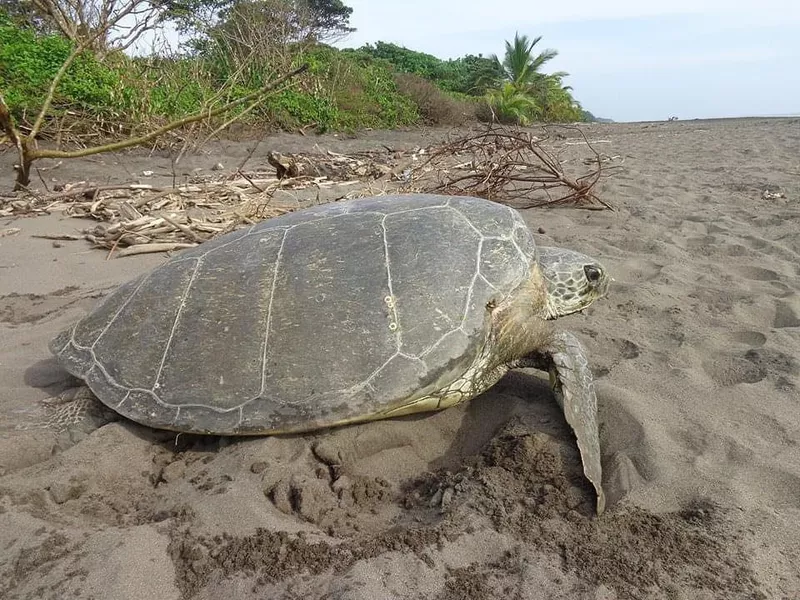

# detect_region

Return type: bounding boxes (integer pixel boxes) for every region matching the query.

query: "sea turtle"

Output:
[48,193,611,514]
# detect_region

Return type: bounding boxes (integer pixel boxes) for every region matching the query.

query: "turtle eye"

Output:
[584,265,602,283]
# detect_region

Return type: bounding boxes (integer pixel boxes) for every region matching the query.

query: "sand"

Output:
[1,118,799,599]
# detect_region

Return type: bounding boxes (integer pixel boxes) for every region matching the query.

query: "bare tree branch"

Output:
[4,63,308,190]
[34,64,308,160]
[28,0,165,53]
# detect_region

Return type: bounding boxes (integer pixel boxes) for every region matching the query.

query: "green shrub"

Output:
[0,13,127,116]
[0,11,590,137]
[484,83,541,125]
[354,42,505,97]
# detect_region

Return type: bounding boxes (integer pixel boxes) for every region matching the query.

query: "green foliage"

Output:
[536,74,584,122]
[0,12,418,134]
[354,42,503,96]
[166,0,354,41]
[481,32,585,124]
[0,13,125,114]
[491,33,559,88]
[292,44,418,129]
[485,82,540,126]
[352,37,583,123]
[0,9,591,137]
[393,72,476,125]
[305,0,355,37]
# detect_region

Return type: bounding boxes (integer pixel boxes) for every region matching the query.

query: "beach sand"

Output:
[1,118,799,599]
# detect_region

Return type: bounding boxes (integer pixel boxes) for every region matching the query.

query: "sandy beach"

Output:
[1,117,799,599]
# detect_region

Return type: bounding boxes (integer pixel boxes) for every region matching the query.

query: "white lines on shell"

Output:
[385,202,449,216]
[152,257,203,392]
[200,227,262,256]
[510,222,534,268]
[417,326,467,360]
[55,326,76,355]
[167,228,255,266]
[133,398,240,415]
[446,205,485,240]
[413,238,482,361]
[340,350,426,399]
[479,272,498,292]
[84,272,152,351]
[241,224,291,242]
[117,382,244,412]
[459,236,484,328]
[446,203,520,250]
[116,390,131,408]
[86,358,127,394]
[240,203,450,242]
[80,354,156,407]
[257,227,289,399]
[159,399,240,412]
[459,271,481,329]
[380,215,402,349]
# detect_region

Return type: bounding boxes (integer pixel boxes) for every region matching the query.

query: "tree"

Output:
[459,53,506,95]
[483,32,582,123]
[0,2,310,190]
[485,81,540,125]
[3,0,168,54]
[491,32,558,89]
[536,74,583,122]
[166,0,353,42]
[0,1,51,32]
[303,0,353,40]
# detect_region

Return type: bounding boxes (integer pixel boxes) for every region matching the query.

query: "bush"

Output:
[0,13,128,116]
[0,10,588,137]
[393,72,476,125]
[0,14,422,136]
[354,42,503,96]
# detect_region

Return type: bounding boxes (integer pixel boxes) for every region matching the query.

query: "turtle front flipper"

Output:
[522,331,605,516]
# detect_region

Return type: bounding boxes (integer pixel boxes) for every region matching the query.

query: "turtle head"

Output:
[538,246,610,319]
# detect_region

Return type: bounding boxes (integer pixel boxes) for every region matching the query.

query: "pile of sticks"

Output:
[408,125,616,209]
[15,178,301,257]
[2,124,618,258]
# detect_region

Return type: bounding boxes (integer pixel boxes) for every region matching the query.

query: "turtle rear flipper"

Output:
[18,386,119,449]
[521,331,605,516]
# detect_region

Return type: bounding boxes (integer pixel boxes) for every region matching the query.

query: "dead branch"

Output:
[37,65,308,160]
[3,64,308,190]
[117,242,198,257]
[30,0,163,55]
[408,123,618,210]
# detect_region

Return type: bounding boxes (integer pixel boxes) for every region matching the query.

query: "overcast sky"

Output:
[334,1,800,122]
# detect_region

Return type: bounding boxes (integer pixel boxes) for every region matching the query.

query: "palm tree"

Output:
[537,74,583,122]
[491,32,559,89]
[485,81,541,125]
[483,32,581,123]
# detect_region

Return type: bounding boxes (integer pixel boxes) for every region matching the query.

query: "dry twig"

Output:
[409,124,618,209]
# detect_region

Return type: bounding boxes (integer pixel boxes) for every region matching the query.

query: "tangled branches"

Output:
[411,124,618,210]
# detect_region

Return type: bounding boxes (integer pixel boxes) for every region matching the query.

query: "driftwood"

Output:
[1,126,618,257]
[0,158,401,257]
[267,151,300,178]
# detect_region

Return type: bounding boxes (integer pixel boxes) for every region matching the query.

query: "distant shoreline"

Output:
[606,114,800,124]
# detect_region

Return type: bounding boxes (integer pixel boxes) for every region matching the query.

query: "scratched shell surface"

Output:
[50,194,538,434]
